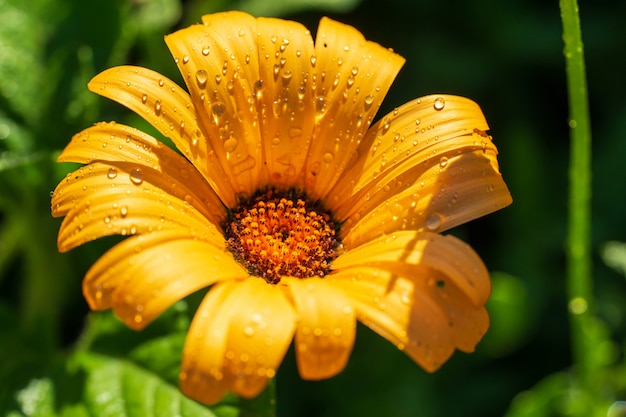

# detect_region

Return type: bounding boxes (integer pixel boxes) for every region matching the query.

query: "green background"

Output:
[1,0,625,416]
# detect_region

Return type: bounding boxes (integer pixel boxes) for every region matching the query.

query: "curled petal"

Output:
[304,17,405,199]
[255,17,316,187]
[181,279,296,404]
[88,66,237,207]
[51,161,221,252]
[342,149,511,248]
[285,277,356,380]
[333,231,490,307]
[56,122,225,225]
[165,12,263,197]
[331,265,477,372]
[328,95,511,246]
[84,231,247,330]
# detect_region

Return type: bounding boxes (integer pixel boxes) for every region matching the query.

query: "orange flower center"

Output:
[225,189,339,284]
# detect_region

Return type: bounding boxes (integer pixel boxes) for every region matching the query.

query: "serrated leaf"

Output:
[77,351,217,417]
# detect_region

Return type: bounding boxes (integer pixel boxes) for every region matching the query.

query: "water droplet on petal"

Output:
[223,138,238,153]
[425,213,443,231]
[107,167,118,179]
[315,97,326,113]
[154,100,162,116]
[211,102,226,117]
[141,94,147,104]
[243,326,255,337]
[254,79,264,100]
[433,97,445,111]
[382,117,391,134]
[323,152,334,163]
[195,70,208,88]
[182,55,190,64]
[281,70,293,84]
[439,156,448,168]
[120,205,128,218]
[364,94,374,105]
[129,168,144,185]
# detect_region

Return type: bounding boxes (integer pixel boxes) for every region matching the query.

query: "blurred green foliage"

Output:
[1,0,625,416]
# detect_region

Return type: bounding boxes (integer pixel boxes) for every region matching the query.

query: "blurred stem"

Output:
[560,0,594,410]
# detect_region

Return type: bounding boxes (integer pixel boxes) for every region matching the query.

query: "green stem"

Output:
[560,0,594,404]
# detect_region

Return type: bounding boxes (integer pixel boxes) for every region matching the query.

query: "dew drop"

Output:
[154,99,162,116]
[201,46,210,56]
[120,205,128,218]
[282,70,293,84]
[195,70,208,88]
[323,152,334,163]
[254,79,264,100]
[182,55,190,64]
[433,97,445,111]
[141,94,147,104]
[211,102,226,117]
[425,213,443,231]
[243,326,255,337]
[129,168,144,185]
[223,138,238,153]
[310,55,317,67]
[364,94,374,110]
[439,156,449,168]
[382,117,391,134]
[107,167,118,179]
[158,79,164,87]
[315,97,326,113]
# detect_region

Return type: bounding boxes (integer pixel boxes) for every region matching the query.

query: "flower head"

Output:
[52,11,512,405]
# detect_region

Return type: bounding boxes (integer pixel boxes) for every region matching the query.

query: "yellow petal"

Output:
[165,12,263,197]
[304,17,405,199]
[179,281,235,405]
[330,267,456,372]
[87,66,237,207]
[284,277,356,380]
[51,161,220,252]
[328,95,511,247]
[255,17,316,187]
[84,231,247,330]
[56,122,225,225]
[181,279,296,404]
[333,231,490,307]
[406,266,489,353]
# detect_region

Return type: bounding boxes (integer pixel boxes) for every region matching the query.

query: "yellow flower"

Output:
[51,11,512,405]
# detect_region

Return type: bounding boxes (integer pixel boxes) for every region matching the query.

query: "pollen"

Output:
[225,189,339,284]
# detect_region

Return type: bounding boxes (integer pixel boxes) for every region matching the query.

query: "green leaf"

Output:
[77,351,217,417]
[0,0,48,130]
[9,378,56,417]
